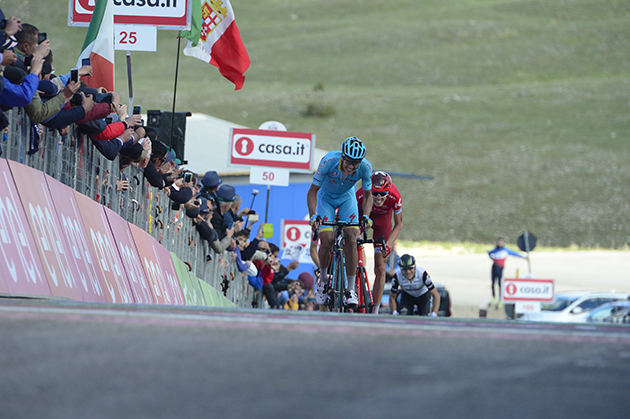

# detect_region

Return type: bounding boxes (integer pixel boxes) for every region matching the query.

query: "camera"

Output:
[70,93,82,107]
[194,199,201,206]
[105,116,113,124]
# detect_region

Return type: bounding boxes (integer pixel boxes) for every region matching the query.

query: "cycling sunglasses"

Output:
[372,191,388,197]
[342,157,362,167]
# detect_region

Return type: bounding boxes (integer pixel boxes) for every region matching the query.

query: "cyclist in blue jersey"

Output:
[307,136,373,306]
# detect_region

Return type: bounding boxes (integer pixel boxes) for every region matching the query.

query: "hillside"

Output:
[14,0,630,248]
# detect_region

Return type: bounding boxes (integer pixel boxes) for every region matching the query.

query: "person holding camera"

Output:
[165,170,197,206]
[0,10,22,51]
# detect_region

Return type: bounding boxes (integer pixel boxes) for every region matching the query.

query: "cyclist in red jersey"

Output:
[356,171,403,314]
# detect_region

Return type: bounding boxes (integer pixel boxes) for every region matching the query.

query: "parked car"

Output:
[519,292,630,323]
[586,300,630,324]
[379,282,451,316]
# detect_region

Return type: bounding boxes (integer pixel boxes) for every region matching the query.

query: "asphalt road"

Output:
[1,299,629,419]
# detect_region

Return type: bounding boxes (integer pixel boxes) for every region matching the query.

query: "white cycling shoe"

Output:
[344,289,358,306]
[315,283,329,304]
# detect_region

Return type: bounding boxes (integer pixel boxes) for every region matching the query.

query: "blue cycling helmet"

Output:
[341,136,367,160]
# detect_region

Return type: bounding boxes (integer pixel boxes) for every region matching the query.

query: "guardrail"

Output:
[1,108,252,308]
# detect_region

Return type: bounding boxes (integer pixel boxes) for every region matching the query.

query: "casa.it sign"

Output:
[229,128,315,172]
[502,278,554,302]
[69,0,191,30]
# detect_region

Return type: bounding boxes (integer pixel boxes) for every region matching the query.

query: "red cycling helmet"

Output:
[371,171,392,194]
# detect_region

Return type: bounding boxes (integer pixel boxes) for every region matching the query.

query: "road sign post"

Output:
[517,230,537,274]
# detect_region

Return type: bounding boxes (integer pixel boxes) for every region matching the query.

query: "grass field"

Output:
[14,0,630,248]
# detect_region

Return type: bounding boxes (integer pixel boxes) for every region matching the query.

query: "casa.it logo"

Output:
[286,227,301,242]
[76,0,96,14]
[234,137,255,156]
[506,283,517,295]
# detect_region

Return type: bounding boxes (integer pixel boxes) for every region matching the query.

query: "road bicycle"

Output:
[313,214,361,312]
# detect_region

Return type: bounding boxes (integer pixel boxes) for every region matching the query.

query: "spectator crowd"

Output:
[0,6,315,310]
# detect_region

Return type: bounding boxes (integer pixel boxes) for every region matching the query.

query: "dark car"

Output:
[380,282,451,316]
[586,300,630,324]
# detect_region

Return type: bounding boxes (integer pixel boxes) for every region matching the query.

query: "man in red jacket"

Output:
[252,242,280,309]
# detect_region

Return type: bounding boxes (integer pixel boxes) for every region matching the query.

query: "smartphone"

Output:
[81,58,91,67]
[105,117,113,124]
[70,67,79,83]
[184,172,192,183]
[38,32,47,44]
[133,106,141,115]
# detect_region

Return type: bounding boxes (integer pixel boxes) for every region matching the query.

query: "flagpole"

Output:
[169,37,182,153]
[126,51,133,111]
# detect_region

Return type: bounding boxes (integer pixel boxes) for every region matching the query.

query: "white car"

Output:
[519,292,630,323]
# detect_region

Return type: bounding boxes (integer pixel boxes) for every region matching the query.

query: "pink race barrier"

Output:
[45,174,109,302]
[129,223,186,306]
[104,207,155,304]
[0,159,51,297]
[72,191,135,304]
[9,161,84,301]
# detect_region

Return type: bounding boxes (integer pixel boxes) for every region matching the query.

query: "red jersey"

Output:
[356,184,402,218]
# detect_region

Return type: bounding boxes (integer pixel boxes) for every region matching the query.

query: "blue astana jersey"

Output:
[312,150,372,197]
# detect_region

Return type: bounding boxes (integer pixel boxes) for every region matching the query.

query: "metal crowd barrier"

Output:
[2,108,254,308]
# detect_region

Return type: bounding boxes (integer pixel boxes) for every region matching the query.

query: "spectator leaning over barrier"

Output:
[143,139,169,189]
[237,223,268,261]
[212,184,237,239]
[252,242,280,309]
[198,170,222,203]
[13,23,49,64]
[228,235,257,277]
[0,10,22,51]
[195,196,232,255]
[194,197,218,241]
[166,170,196,206]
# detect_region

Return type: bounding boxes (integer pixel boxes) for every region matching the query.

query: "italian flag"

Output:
[180,0,250,90]
[77,0,115,92]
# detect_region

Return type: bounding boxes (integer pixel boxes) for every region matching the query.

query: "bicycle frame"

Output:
[355,230,386,314]
[314,214,361,312]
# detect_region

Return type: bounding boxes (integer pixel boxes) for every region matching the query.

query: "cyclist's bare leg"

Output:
[372,250,388,314]
[317,230,333,272]
[310,239,320,271]
[342,227,359,292]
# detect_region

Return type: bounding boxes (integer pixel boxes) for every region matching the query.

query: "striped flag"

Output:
[77,0,115,92]
[179,0,250,90]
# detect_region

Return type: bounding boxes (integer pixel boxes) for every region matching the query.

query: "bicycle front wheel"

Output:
[334,251,346,312]
[357,267,372,313]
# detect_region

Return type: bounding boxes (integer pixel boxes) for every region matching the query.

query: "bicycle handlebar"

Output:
[311,217,363,242]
